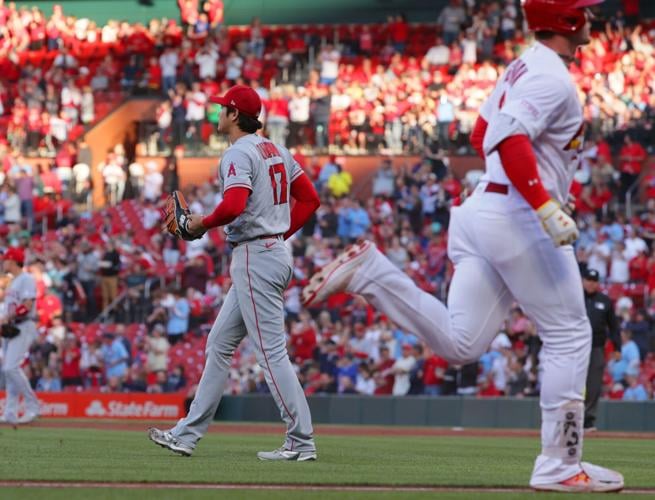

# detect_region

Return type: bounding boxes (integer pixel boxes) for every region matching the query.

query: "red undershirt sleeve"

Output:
[284,174,320,240]
[201,186,250,229]
[497,135,551,210]
[470,116,487,159]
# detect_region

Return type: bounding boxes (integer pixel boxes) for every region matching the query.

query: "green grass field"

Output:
[0,424,653,499]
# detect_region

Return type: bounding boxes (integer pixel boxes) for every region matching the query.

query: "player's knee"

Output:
[206,342,236,364]
[542,318,591,356]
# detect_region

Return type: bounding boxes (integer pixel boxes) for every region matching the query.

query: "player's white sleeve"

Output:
[482,114,530,156]
[483,74,568,154]
[220,149,253,192]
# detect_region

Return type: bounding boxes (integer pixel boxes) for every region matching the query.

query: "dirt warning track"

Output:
[0,480,653,495]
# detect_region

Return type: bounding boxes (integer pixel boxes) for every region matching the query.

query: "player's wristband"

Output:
[536,200,560,220]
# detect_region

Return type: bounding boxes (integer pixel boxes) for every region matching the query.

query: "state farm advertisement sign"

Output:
[0,392,185,420]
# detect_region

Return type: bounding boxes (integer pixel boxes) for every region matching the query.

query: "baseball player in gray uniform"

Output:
[1,246,40,425]
[149,84,320,460]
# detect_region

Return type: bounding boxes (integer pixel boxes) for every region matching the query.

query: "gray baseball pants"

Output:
[171,238,315,452]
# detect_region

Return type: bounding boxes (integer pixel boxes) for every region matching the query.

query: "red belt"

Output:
[229,234,283,248]
[484,182,509,195]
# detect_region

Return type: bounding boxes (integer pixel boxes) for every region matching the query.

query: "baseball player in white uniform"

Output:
[149,85,321,460]
[1,246,40,425]
[302,0,623,492]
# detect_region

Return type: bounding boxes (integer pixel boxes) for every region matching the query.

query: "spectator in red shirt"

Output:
[203,0,223,33]
[623,0,639,25]
[61,334,83,388]
[619,134,647,199]
[373,345,395,395]
[629,250,648,283]
[289,312,317,363]
[265,87,290,147]
[390,14,408,54]
[423,350,448,395]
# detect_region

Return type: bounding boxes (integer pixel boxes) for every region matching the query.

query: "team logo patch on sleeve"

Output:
[227,162,237,177]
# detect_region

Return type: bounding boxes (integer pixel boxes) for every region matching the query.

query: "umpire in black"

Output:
[582,269,620,431]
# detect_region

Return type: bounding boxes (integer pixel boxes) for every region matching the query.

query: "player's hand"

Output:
[185,214,206,236]
[537,200,579,247]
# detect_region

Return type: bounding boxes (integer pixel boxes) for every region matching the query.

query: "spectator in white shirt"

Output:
[195,44,219,79]
[424,37,450,67]
[143,161,163,202]
[159,47,179,94]
[587,235,611,281]
[461,31,477,64]
[355,364,376,395]
[186,82,207,149]
[437,0,467,45]
[288,87,310,148]
[609,241,630,284]
[53,47,78,69]
[156,100,172,152]
[391,344,416,395]
[2,184,21,225]
[319,45,340,85]
[624,226,648,260]
[225,50,243,82]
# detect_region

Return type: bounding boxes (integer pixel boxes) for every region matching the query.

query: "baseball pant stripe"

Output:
[245,245,296,427]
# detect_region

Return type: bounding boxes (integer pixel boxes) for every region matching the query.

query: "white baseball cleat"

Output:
[16,412,39,424]
[257,447,317,461]
[148,427,194,457]
[531,462,624,493]
[301,240,374,307]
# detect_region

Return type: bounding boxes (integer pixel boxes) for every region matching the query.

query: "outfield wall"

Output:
[215,395,655,432]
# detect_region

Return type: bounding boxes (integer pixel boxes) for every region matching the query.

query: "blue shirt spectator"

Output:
[167,292,190,341]
[318,158,339,189]
[36,368,62,392]
[621,332,641,378]
[608,352,626,383]
[392,329,418,359]
[602,221,624,243]
[622,377,648,401]
[349,204,370,239]
[101,334,129,380]
[338,201,371,241]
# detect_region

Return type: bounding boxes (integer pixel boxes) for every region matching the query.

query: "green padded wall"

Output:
[215,395,655,432]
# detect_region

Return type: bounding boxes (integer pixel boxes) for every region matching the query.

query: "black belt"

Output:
[229,234,283,248]
[484,182,509,195]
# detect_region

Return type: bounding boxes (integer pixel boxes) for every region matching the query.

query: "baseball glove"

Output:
[162,191,205,241]
[1,323,20,339]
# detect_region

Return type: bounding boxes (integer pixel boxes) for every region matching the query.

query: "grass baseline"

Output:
[0,426,652,496]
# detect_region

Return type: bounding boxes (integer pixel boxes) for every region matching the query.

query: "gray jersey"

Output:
[4,271,37,320]
[220,134,303,243]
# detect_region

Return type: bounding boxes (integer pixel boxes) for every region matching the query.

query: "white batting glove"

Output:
[537,200,579,247]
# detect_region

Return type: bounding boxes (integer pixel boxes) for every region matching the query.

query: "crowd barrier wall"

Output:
[1,392,652,430]
[215,395,655,432]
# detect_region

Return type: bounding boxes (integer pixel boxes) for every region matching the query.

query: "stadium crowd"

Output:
[0,0,654,401]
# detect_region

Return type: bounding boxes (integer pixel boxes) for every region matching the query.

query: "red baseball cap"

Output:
[209,85,262,119]
[3,246,25,265]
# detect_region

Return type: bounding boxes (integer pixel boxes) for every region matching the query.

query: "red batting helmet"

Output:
[3,246,25,266]
[523,0,604,35]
